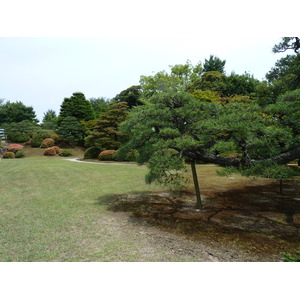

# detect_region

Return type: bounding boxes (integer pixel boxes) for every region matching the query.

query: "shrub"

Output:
[84,147,102,159]
[115,149,138,161]
[31,131,52,147]
[15,150,25,158]
[53,146,61,154]
[59,149,72,157]
[3,152,15,159]
[7,144,23,153]
[40,138,55,148]
[43,146,61,156]
[99,150,116,161]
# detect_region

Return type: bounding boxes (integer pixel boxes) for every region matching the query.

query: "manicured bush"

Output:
[7,144,23,153]
[40,138,55,148]
[99,150,116,161]
[59,149,72,157]
[53,146,61,154]
[3,152,15,159]
[15,150,25,158]
[43,146,61,156]
[84,147,102,159]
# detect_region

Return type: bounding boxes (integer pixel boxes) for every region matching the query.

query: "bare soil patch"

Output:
[102,176,300,261]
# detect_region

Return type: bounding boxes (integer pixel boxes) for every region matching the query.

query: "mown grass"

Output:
[0,157,165,261]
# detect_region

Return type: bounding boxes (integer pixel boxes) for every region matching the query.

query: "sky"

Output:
[0,36,287,122]
[0,0,295,123]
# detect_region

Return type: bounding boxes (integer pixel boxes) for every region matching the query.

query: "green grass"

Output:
[0,157,164,261]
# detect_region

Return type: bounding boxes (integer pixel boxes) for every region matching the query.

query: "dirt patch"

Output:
[101,177,300,261]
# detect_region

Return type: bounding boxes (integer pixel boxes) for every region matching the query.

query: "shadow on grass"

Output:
[94,179,300,258]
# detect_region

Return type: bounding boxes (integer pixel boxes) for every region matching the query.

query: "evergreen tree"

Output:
[58,92,95,124]
[85,102,129,149]
[57,116,84,145]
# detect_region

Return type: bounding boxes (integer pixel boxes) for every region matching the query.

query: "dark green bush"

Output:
[15,150,25,158]
[115,149,138,161]
[84,147,102,159]
[59,149,72,157]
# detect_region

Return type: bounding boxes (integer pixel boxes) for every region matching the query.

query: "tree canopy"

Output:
[58,92,95,124]
[0,101,38,125]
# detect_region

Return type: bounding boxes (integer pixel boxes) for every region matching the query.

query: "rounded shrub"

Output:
[59,149,72,157]
[53,146,61,154]
[15,150,25,158]
[84,147,102,159]
[43,147,60,156]
[3,152,16,159]
[99,150,117,161]
[40,138,55,148]
[7,144,23,153]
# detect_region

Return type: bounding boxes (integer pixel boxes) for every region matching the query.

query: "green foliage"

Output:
[281,249,300,262]
[31,130,52,147]
[240,162,295,180]
[58,92,95,124]
[85,102,129,149]
[145,149,188,189]
[189,71,227,95]
[57,116,84,145]
[224,72,260,97]
[140,60,202,97]
[203,55,226,74]
[84,147,102,159]
[3,152,15,159]
[115,148,138,161]
[15,150,25,158]
[266,54,300,93]
[272,37,300,54]
[112,85,142,109]
[3,120,38,143]
[0,101,38,125]
[42,109,58,130]
[59,149,72,157]
[216,167,239,177]
[119,91,211,187]
[89,97,110,117]
[40,138,55,148]
[99,150,117,161]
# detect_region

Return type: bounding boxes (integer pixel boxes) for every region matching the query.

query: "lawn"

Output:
[0,157,165,261]
[1,156,299,262]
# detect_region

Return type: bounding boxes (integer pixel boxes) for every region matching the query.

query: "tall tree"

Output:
[203,55,226,74]
[119,91,299,207]
[58,92,95,124]
[85,102,129,149]
[89,97,110,117]
[112,85,142,109]
[57,116,84,145]
[42,109,58,130]
[0,101,38,125]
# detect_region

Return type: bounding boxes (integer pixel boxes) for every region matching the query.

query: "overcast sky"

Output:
[0,1,294,123]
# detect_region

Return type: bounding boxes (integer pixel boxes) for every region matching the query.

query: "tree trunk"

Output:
[190,160,202,210]
[279,179,283,195]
